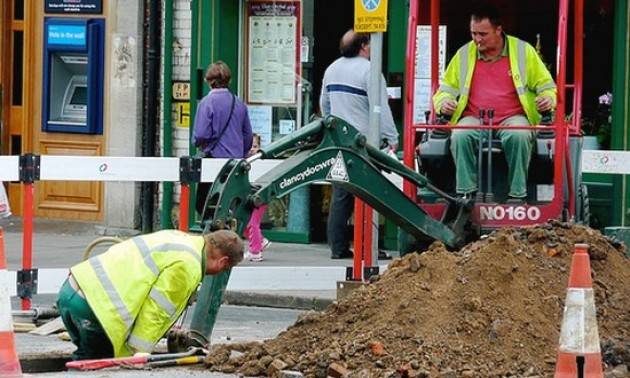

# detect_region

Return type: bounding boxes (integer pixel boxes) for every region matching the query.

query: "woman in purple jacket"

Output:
[193,61,253,216]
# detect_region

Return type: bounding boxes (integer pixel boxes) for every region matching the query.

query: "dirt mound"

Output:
[206,221,630,377]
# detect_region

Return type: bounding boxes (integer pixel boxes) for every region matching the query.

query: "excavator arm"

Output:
[203,116,471,246]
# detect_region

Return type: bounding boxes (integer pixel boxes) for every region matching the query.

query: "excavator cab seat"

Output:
[416,125,556,201]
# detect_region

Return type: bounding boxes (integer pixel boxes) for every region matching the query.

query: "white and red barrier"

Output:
[0,155,282,310]
[1,149,628,307]
[581,150,630,175]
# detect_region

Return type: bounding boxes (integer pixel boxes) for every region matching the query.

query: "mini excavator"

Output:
[166,115,473,352]
[169,0,588,355]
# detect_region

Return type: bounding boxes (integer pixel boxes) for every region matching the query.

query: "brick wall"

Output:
[160,0,193,216]
[171,0,192,160]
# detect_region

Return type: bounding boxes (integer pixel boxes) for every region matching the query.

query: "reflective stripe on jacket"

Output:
[71,230,205,357]
[432,34,557,125]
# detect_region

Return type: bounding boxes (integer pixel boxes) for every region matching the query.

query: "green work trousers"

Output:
[450,115,532,198]
[57,278,114,360]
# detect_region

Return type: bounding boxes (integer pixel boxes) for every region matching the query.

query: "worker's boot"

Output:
[506,196,526,204]
[331,250,353,259]
[458,191,477,201]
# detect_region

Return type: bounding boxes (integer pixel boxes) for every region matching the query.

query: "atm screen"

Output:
[70,86,88,106]
[60,76,88,123]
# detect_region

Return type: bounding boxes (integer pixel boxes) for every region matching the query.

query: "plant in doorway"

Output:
[581,92,612,150]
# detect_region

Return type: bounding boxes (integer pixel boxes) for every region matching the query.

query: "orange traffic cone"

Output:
[0,228,23,377]
[554,243,603,378]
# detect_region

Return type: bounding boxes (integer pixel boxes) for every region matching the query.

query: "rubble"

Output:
[205,222,630,377]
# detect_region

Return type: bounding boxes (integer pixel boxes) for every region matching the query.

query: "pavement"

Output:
[1,216,396,374]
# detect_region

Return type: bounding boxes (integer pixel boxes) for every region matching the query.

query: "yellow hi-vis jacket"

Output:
[432,34,557,125]
[71,230,206,357]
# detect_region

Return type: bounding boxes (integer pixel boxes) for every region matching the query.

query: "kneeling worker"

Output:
[57,229,244,360]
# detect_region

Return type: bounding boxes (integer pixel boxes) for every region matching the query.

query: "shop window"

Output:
[10,135,21,155]
[11,31,23,106]
[13,0,24,20]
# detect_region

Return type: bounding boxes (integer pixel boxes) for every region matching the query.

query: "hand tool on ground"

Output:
[65,347,206,371]
[145,355,205,368]
[12,306,59,321]
[476,108,486,202]
[486,108,495,203]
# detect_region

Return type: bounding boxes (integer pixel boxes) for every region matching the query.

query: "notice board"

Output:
[413,25,447,124]
[246,1,301,105]
[45,0,103,14]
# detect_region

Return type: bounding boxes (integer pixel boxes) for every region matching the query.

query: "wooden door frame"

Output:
[0,1,37,154]
[32,6,104,221]
[22,0,35,154]
[0,1,7,155]
[1,1,37,214]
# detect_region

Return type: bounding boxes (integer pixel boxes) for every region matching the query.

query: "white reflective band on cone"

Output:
[558,288,601,354]
[0,270,13,332]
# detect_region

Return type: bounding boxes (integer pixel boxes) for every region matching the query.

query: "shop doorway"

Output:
[311,1,354,116]
[305,2,354,242]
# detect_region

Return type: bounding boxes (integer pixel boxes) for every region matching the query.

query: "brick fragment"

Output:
[328,362,350,378]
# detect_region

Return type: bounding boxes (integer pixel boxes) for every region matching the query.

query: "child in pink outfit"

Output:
[245,134,270,261]
[245,205,269,260]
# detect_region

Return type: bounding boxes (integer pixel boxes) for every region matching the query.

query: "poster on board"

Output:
[247,1,301,105]
[413,25,447,124]
[248,105,273,147]
[45,0,102,14]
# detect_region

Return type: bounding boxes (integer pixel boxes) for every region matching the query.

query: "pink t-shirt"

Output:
[462,56,524,124]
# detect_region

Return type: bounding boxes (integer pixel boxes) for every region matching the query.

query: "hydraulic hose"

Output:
[82,236,123,261]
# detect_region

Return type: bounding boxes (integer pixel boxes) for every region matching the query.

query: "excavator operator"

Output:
[432,3,557,203]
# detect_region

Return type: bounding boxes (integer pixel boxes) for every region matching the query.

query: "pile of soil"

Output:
[206,221,630,377]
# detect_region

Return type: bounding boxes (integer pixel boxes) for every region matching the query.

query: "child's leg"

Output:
[246,205,267,252]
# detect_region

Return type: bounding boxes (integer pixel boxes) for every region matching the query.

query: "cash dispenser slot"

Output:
[42,18,104,134]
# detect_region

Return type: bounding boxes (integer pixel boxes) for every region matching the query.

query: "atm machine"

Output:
[42,18,104,134]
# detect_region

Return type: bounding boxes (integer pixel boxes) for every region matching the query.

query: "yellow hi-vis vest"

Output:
[71,230,205,357]
[432,34,557,125]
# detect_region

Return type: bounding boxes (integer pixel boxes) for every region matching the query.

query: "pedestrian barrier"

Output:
[0,155,282,310]
[0,228,23,377]
[0,150,627,307]
[554,243,603,378]
[581,150,630,175]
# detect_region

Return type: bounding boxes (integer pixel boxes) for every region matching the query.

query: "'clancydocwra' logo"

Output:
[362,0,381,11]
[98,163,108,173]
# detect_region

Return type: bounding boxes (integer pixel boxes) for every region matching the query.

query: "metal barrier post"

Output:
[363,205,373,270]
[352,199,364,280]
[18,154,40,310]
[179,156,201,232]
[179,185,190,231]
